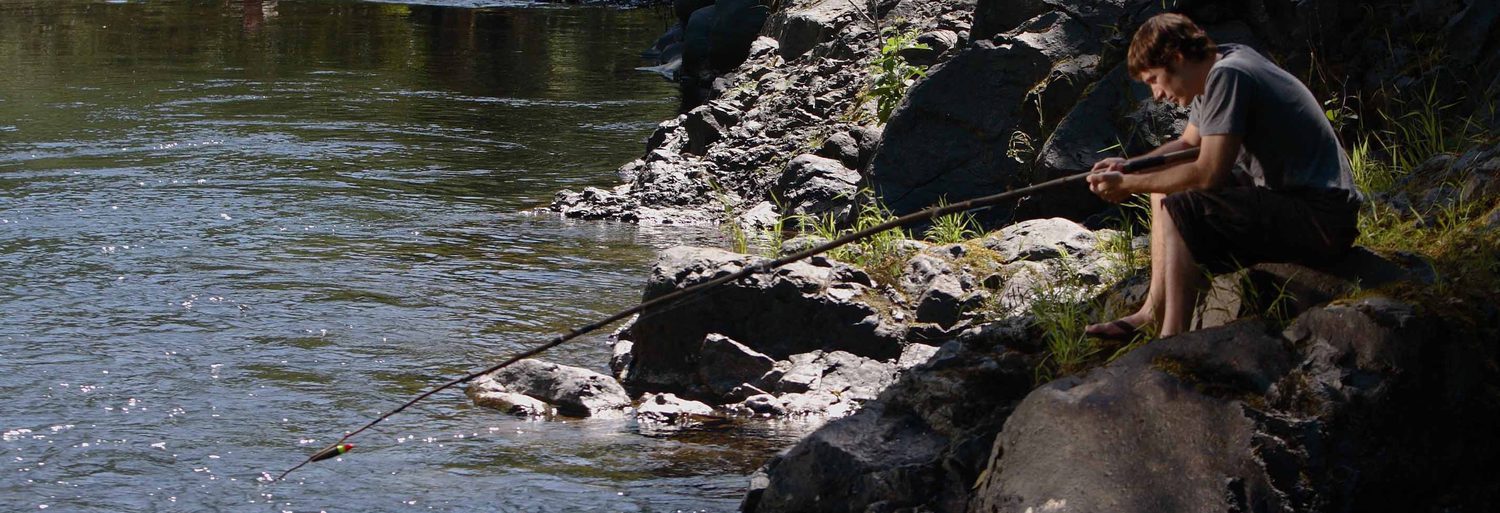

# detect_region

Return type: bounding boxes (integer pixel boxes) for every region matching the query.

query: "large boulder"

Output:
[868,6,1147,224]
[746,324,1038,513]
[620,247,908,398]
[971,319,1294,512]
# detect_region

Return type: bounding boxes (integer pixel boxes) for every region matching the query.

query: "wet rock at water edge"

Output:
[698,333,777,399]
[469,359,630,418]
[635,392,717,424]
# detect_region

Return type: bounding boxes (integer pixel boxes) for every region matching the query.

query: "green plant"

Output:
[925,198,980,244]
[1027,252,1099,382]
[791,191,913,286]
[1098,194,1151,283]
[866,27,929,124]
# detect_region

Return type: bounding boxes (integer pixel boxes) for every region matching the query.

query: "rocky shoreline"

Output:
[491,0,1499,511]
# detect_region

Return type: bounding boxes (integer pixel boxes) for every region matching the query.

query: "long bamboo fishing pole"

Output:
[272,147,1200,481]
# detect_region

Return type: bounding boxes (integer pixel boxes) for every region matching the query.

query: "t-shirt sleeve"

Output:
[1191,67,1251,136]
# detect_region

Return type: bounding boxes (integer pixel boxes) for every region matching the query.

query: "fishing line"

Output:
[273,148,1199,481]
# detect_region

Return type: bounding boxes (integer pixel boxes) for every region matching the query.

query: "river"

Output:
[0,1,803,511]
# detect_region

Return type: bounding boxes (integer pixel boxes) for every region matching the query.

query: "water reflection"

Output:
[0,1,772,512]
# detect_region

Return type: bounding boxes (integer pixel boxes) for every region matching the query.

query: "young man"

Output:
[1085,13,1361,338]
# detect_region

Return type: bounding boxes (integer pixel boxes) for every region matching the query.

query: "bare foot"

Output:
[1085,312,1152,340]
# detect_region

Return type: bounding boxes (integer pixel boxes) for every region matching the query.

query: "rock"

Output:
[773,154,859,222]
[971,0,1048,41]
[698,334,777,399]
[814,130,861,170]
[635,392,717,424]
[971,319,1295,513]
[980,217,1097,263]
[736,393,789,416]
[765,0,858,61]
[476,359,631,418]
[897,342,941,370]
[737,200,781,230]
[779,234,830,256]
[683,104,728,155]
[610,339,634,381]
[749,333,1037,512]
[623,247,906,397]
[467,387,554,417]
[645,115,685,153]
[901,30,960,67]
[914,274,966,327]
[1192,248,1438,330]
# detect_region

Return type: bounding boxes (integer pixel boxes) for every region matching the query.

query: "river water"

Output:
[0,1,804,511]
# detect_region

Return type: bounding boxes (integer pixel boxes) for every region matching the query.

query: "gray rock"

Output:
[466,387,554,417]
[698,333,777,399]
[980,217,1097,263]
[779,234,830,256]
[737,200,781,231]
[635,392,717,424]
[773,154,859,222]
[478,359,631,418]
[896,342,941,370]
[623,247,906,397]
[610,339,634,381]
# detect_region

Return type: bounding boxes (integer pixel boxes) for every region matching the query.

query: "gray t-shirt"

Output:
[1189,44,1356,196]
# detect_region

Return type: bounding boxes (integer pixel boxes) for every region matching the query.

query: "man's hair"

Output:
[1127,13,1217,76]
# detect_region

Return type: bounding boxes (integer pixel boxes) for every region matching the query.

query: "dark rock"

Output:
[971,320,1294,513]
[773,154,860,222]
[814,131,861,170]
[698,333,777,399]
[750,336,1037,512]
[765,0,856,61]
[866,35,1053,220]
[683,104,727,155]
[914,274,966,327]
[470,359,631,418]
[1193,248,1438,330]
[901,30,960,67]
[646,115,685,153]
[623,247,906,397]
[971,0,1048,41]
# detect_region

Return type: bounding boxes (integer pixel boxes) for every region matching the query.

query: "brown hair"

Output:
[1127,13,1217,76]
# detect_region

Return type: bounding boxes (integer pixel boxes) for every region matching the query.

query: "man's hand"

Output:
[1088,171,1130,203]
[1091,157,1126,174]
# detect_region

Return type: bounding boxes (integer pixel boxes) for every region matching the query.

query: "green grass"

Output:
[924,198,980,244]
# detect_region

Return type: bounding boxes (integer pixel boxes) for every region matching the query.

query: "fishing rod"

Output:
[272,147,1200,481]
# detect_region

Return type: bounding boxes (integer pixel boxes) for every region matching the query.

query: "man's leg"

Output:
[1157,200,1204,336]
[1085,193,1166,337]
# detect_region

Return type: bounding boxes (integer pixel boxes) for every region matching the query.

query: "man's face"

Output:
[1137,62,1194,107]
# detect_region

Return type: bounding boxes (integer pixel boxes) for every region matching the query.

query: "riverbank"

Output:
[511,0,1500,511]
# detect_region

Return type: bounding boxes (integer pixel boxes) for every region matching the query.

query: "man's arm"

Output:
[1088,127,1240,202]
[1122,132,1238,193]
[1092,123,1201,173]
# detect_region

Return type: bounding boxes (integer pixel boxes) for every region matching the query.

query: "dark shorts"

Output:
[1161,187,1360,274]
